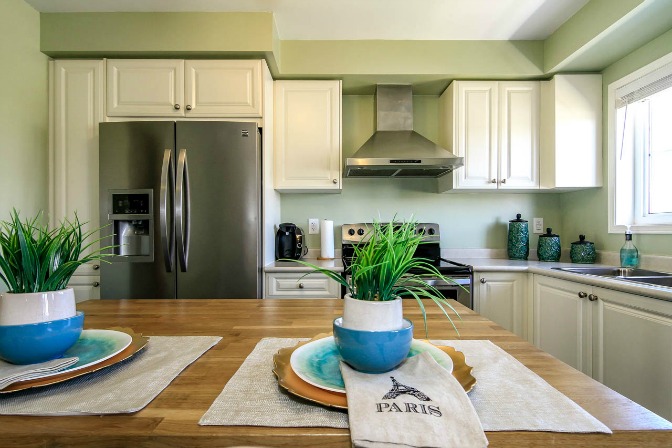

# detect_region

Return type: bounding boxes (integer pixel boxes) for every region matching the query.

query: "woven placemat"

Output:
[0,336,221,415]
[200,338,610,433]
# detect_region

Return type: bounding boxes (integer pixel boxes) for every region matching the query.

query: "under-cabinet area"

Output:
[475,268,671,421]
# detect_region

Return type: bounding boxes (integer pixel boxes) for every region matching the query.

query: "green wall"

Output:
[0,0,48,221]
[281,95,563,250]
[561,27,672,256]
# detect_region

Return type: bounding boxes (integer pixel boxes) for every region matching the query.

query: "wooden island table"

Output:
[0,299,670,447]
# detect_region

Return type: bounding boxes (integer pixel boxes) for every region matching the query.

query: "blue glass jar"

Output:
[507,214,529,260]
[538,228,561,262]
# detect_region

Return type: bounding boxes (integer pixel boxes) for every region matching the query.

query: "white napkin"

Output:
[0,357,79,391]
[341,351,488,448]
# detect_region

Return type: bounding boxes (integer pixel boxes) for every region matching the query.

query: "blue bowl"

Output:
[0,312,84,364]
[333,317,413,373]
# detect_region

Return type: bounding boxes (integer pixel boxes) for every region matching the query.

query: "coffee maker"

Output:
[275,223,308,260]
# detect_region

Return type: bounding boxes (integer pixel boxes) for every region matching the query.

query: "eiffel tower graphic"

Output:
[382,377,431,401]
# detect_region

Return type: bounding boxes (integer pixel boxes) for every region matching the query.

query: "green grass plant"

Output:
[290,219,463,336]
[0,209,111,293]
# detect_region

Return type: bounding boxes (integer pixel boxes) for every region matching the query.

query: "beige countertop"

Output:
[266,257,672,302]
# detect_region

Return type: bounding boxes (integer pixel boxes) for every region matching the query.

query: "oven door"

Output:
[424,276,472,309]
[342,274,473,310]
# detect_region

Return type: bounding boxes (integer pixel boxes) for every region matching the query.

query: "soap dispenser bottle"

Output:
[620,227,639,268]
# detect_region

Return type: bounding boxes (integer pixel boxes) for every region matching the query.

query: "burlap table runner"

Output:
[0,336,221,415]
[199,338,611,433]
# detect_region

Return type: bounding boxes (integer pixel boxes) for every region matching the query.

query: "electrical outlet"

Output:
[308,218,320,234]
[533,218,544,234]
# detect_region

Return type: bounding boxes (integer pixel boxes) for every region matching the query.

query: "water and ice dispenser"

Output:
[109,190,153,261]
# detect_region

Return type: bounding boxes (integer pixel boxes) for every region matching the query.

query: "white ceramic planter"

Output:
[0,288,76,326]
[342,293,404,331]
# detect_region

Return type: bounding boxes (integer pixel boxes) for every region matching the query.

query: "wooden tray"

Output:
[273,334,475,410]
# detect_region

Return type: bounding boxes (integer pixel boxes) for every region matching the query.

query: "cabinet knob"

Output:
[500,179,507,184]
[480,278,486,284]
[298,283,305,289]
[174,104,181,110]
[92,264,100,270]
[578,291,587,298]
[186,105,192,111]
[490,179,497,184]
[588,294,598,302]
[332,179,338,184]
[92,281,100,287]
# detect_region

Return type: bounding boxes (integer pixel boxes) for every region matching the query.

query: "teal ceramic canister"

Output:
[507,214,529,260]
[538,228,561,262]
[570,235,597,264]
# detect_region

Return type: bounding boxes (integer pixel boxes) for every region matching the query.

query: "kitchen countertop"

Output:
[266,257,672,302]
[1,299,669,447]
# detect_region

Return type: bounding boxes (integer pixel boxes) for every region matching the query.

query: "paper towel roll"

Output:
[320,219,335,259]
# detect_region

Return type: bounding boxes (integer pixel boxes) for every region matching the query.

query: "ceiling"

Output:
[24,0,590,41]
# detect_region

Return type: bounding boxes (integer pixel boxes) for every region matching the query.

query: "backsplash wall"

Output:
[280,95,563,251]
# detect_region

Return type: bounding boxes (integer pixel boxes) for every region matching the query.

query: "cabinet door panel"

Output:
[107,60,184,117]
[184,60,262,117]
[595,288,672,421]
[475,272,527,338]
[274,81,341,191]
[533,276,592,374]
[456,82,498,189]
[499,82,539,188]
[51,60,104,246]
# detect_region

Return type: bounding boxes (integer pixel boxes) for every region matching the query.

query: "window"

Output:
[608,52,672,234]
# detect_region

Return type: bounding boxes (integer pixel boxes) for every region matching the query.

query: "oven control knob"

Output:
[348,228,355,236]
[428,228,435,235]
[357,228,365,236]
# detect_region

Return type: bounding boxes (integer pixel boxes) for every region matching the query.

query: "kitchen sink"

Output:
[552,266,672,288]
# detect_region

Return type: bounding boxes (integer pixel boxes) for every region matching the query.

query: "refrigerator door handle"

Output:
[176,148,191,272]
[160,149,175,272]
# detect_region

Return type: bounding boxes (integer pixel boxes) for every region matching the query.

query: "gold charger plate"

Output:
[272,334,475,410]
[0,327,149,393]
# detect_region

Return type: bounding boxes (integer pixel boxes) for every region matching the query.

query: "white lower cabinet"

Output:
[265,272,341,298]
[593,286,672,421]
[532,275,594,375]
[67,263,102,303]
[532,274,672,421]
[474,272,529,340]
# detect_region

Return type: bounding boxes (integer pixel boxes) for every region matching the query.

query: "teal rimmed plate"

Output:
[290,336,453,393]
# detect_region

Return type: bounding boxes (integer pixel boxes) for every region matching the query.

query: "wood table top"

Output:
[1,298,670,447]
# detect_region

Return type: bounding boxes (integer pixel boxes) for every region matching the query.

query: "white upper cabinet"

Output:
[274,80,342,192]
[540,74,602,189]
[50,59,104,236]
[107,59,262,118]
[438,80,539,192]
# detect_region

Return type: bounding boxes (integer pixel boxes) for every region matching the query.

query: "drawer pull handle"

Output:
[92,264,100,270]
[298,283,305,289]
[588,294,598,302]
[92,282,100,287]
[186,105,192,111]
[578,291,588,298]
[174,104,181,110]
[480,278,486,284]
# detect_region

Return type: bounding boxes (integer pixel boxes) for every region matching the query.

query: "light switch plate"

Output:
[308,218,320,234]
[533,218,544,234]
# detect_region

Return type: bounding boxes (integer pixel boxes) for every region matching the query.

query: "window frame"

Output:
[608,51,672,234]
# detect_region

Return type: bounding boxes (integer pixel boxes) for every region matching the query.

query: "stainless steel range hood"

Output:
[345,85,463,178]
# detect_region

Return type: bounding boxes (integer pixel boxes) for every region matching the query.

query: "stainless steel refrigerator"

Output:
[99,121,262,299]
